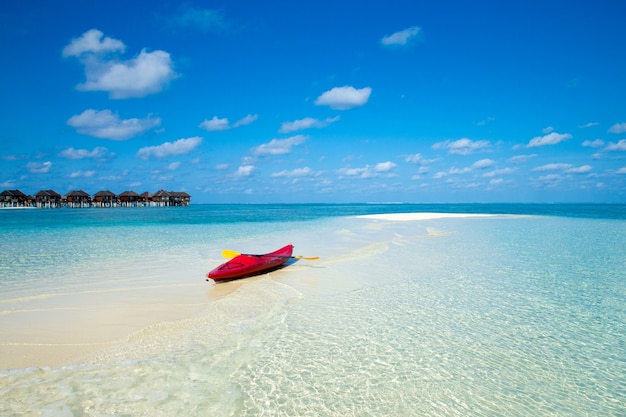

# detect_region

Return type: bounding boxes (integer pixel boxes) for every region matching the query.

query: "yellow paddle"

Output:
[221,249,319,260]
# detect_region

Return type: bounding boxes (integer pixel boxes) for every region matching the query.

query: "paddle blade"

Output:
[222,249,241,258]
[293,255,320,260]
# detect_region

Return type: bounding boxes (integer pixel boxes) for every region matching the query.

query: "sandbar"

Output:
[357,212,498,221]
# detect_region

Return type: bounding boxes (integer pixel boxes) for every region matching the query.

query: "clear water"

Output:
[0,204,625,416]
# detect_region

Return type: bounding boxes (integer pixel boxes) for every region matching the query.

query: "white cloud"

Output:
[508,154,537,164]
[375,161,397,172]
[199,114,258,131]
[532,163,592,174]
[532,163,573,171]
[214,163,230,170]
[579,122,598,128]
[199,116,229,131]
[27,161,52,174]
[81,49,176,98]
[605,139,626,151]
[405,153,422,164]
[252,135,307,156]
[616,167,626,174]
[64,29,177,99]
[59,146,112,159]
[62,29,125,57]
[337,161,397,179]
[565,165,592,174]
[69,170,95,178]
[472,159,495,169]
[432,138,490,155]
[233,114,258,127]
[271,167,314,178]
[527,132,572,148]
[279,116,340,133]
[582,139,604,148]
[234,165,255,178]
[608,122,626,134]
[67,109,161,140]
[535,174,562,187]
[167,162,181,170]
[542,126,555,134]
[315,86,372,110]
[136,136,202,159]
[483,167,517,177]
[380,26,421,46]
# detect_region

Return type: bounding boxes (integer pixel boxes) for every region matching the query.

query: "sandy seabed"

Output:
[0,212,497,370]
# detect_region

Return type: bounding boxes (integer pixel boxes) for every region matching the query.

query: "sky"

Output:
[1,0,625,204]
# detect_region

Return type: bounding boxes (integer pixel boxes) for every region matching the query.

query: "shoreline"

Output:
[0,212,503,370]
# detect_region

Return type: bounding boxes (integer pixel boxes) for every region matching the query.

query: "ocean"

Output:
[0,203,625,416]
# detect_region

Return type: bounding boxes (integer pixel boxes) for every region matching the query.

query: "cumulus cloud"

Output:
[62,29,125,57]
[252,135,307,156]
[532,163,592,174]
[508,154,537,164]
[59,146,113,159]
[315,86,372,110]
[64,29,177,99]
[527,132,572,148]
[271,167,314,178]
[234,165,255,178]
[374,161,397,172]
[483,167,517,177]
[67,109,161,140]
[27,161,52,174]
[582,139,604,148]
[199,114,258,131]
[432,138,490,155]
[565,165,592,174]
[608,122,626,134]
[136,136,202,159]
[69,170,95,178]
[472,159,495,169]
[605,139,626,151]
[380,26,421,46]
[405,153,423,164]
[279,116,340,133]
[337,161,397,179]
[532,163,574,171]
[199,116,229,131]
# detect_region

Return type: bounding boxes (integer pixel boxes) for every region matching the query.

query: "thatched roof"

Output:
[66,190,90,198]
[1,189,27,198]
[35,189,62,198]
[94,190,116,197]
[118,190,140,197]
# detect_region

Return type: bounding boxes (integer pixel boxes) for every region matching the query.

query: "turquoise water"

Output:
[1,204,625,416]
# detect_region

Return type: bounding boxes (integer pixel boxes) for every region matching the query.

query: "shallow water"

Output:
[1,206,625,416]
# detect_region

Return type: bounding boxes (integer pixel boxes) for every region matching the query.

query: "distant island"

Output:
[0,189,191,208]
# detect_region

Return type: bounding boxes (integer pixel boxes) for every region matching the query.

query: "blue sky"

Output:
[1,1,625,203]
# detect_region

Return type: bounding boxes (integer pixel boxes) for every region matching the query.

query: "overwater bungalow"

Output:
[118,191,141,207]
[65,190,91,208]
[1,189,191,208]
[0,189,31,207]
[35,190,63,208]
[93,190,116,207]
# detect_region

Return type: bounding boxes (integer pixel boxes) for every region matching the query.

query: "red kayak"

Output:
[207,244,294,281]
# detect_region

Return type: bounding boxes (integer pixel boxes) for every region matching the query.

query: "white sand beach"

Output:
[357,212,498,221]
